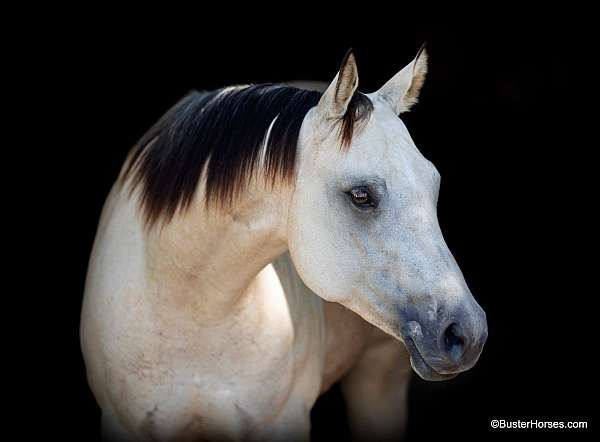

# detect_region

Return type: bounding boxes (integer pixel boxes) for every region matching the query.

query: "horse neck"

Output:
[142,183,291,319]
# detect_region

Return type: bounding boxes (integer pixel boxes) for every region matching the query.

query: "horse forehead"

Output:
[349,109,431,174]
[369,107,417,152]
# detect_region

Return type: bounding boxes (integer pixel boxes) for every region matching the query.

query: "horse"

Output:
[80,47,488,441]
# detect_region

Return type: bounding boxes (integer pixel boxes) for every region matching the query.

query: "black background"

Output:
[22,16,594,441]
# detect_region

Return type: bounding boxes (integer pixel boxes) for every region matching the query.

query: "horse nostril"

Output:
[443,322,465,362]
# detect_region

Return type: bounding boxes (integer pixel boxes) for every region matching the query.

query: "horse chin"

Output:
[403,336,459,382]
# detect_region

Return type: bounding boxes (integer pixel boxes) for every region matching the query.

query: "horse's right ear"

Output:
[315,49,359,121]
[373,44,428,114]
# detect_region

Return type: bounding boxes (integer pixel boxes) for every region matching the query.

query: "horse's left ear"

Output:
[374,44,428,114]
[315,49,359,120]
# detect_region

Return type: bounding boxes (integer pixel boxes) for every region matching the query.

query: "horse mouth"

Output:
[403,337,458,382]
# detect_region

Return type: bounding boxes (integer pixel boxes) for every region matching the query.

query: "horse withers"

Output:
[81,47,487,441]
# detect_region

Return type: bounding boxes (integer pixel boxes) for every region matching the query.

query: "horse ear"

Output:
[375,44,428,114]
[316,49,359,120]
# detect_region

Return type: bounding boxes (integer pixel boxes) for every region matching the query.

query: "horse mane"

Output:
[123,83,373,227]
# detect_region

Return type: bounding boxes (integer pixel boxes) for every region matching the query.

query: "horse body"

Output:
[82,180,407,441]
[81,48,487,441]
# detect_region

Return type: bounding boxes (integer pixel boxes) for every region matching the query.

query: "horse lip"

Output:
[403,336,459,381]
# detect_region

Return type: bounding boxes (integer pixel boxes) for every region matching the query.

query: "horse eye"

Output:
[348,187,375,209]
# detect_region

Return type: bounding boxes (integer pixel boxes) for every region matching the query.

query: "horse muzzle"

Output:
[400,299,488,381]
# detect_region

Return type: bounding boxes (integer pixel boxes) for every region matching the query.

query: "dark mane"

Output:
[124,84,373,227]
